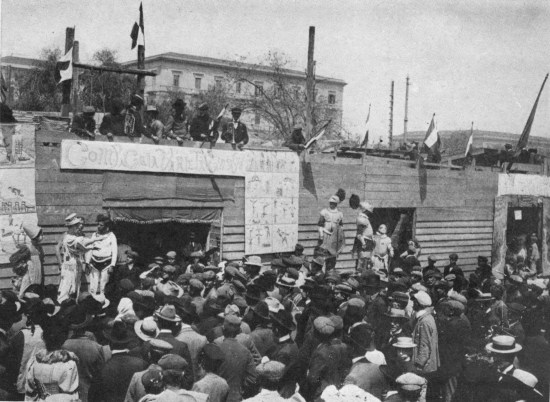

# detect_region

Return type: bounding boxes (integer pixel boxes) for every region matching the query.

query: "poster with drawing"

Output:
[0,124,38,264]
[245,151,299,255]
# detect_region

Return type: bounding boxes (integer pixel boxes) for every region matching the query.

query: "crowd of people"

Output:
[1,205,550,402]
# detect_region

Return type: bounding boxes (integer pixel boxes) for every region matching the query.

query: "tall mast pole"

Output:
[305,26,315,139]
[404,75,410,143]
[389,80,394,148]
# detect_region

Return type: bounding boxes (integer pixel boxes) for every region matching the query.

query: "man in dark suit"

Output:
[89,321,148,402]
[113,250,142,289]
[444,253,464,278]
[189,103,219,143]
[218,314,257,402]
[154,304,195,388]
[221,107,249,149]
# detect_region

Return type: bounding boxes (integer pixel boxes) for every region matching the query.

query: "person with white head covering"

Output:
[317,194,345,271]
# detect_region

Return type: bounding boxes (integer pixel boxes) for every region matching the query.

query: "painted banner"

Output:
[61,139,299,255]
[0,124,38,263]
[498,173,550,197]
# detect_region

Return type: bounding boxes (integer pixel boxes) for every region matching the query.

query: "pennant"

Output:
[465,122,474,157]
[305,120,331,149]
[55,47,73,84]
[423,114,440,149]
[515,73,548,154]
[131,2,145,49]
[360,130,369,148]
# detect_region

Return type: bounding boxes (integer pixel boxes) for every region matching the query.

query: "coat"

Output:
[249,327,276,357]
[306,340,351,400]
[412,310,440,374]
[89,351,147,402]
[175,324,207,381]
[156,330,195,387]
[218,337,257,402]
[436,316,471,378]
[343,357,388,400]
[221,120,249,145]
[192,372,230,402]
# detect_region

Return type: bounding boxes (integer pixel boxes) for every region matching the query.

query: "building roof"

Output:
[122,52,347,86]
[1,55,42,69]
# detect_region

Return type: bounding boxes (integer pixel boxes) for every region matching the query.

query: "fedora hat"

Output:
[104,321,133,346]
[157,281,184,298]
[218,303,240,319]
[42,298,61,317]
[134,316,160,341]
[251,300,270,321]
[271,309,296,332]
[67,305,93,330]
[511,369,543,397]
[392,337,417,349]
[155,304,182,323]
[486,335,522,354]
[245,255,262,268]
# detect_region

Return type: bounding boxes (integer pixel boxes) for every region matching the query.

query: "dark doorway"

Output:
[506,206,541,255]
[371,208,416,256]
[112,221,212,264]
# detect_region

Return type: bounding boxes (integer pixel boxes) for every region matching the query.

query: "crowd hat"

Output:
[157,281,184,298]
[158,354,188,371]
[508,302,527,315]
[198,102,209,111]
[427,255,437,262]
[313,316,335,335]
[264,297,284,314]
[329,195,340,204]
[256,358,285,381]
[67,305,93,329]
[276,275,297,288]
[190,251,204,258]
[245,255,262,267]
[154,256,165,264]
[359,201,373,213]
[155,304,182,323]
[189,279,205,291]
[22,223,42,240]
[231,106,243,113]
[134,316,160,341]
[141,368,163,390]
[282,255,303,268]
[396,372,426,393]
[202,343,225,363]
[146,105,158,113]
[271,258,286,269]
[511,369,543,397]
[218,304,240,319]
[271,309,296,332]
[311,256,325,268]
[385,307,407,319]
[252,301,270,321]
[393,337,417,348]
[449,253,458,260]
[245,285,261,303]
[413,291,432,307]
[104,321,133,346]
[486,335,522,354]
[42,298,61,317]
[173,98,186,108]
[64,213,81,227]
[223,313,242,327]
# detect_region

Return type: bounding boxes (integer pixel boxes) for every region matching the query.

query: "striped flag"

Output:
[55,47,73,84]
[423,114,440,150]
[465,122,474,157]
[130,2,145,49]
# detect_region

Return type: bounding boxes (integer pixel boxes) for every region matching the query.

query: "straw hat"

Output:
[392,337,417,349]
[486,335,522,354]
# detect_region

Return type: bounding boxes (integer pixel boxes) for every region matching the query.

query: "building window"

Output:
[193,74,204,90]
[236,82,242,94]
[172,73,180,87]
[255,113,261,125]
[254,81,263,96]
[328,93,336,104]
[215,76,223,89]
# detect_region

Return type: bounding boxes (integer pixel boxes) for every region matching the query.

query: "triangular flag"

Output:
[515,73,548,154]
[360,130,369,148]
[55,47,73,84]
[305,120,331,149]
[131,2,145,49]
[465,122,474,157]
[423,114,439,149]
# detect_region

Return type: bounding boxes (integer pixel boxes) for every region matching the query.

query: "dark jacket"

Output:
[344,358,388,400]
[156,330,195,387]
[99,113,125,136]
[218,337,257,402]
[89,351,147,402]
[189,114,219,142]
[221,120,248,145]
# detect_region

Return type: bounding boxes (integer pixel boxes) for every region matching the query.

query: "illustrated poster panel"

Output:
[0,124,38,263]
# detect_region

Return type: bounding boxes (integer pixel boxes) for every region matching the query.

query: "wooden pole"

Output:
[61,27,74,117]
[389,81,394,148]
[404,75,410,142]
[305,26,315,139]
[71,41,79,115]
[6,65,12,105]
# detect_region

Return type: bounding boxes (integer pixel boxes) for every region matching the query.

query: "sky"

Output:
[2,0,550,142]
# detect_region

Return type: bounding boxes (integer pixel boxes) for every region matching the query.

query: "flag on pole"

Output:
[130,2,145,49]
[305,120,331,149]
[55,47,73,84]
[465,122,474,157]
[515,73,548,154]
[423,114,440,150]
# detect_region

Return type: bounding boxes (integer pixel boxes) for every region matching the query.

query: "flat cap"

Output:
[189,279,204,290]
[396,372,426,391]
[329,315,344,330]
[149,338,174,353]
[314,316,336,335]
[158,354,188,371]
[413,291,432,307]
[224,313,242,326]
[256,359,285,381]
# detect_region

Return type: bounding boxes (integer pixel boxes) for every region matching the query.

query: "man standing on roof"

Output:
[352,201,374,272]
[164,98,189,143]
[317,195,344,271]
[221,107,248,149]
[85,214,118,295]
[189,103,219,143]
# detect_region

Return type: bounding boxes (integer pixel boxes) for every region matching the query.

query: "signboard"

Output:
[61,139,299,255]
[0,124,38,263]
[498,173,550,197]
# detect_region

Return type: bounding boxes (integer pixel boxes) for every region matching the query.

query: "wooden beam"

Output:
[72,62,156,76]
[71,41,79,114]
[61,27,74,117]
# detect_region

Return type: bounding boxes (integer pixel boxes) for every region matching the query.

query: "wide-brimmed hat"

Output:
[245,255,262,268]
[486,335,522,354]
[393,337,417,348]
[510,369,544,397]
[104,321,133,346]
[154,304,182,323]
[276,275,297,288]
[271,309,296,332]
[217,303,240,319]
[64,213,81,227]
[134,316,159,341]
[157,281,184,298]
[42,298,61,317]
[251,300,270,321]
[66,305,93,330]
[22,224,42,240]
